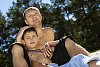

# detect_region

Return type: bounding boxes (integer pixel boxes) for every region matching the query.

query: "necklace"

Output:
[29,49,42,52]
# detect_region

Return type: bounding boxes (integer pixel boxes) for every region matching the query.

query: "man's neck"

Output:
[35,26,43,39]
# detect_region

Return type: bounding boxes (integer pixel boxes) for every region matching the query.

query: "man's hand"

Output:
[42,43,52,59]
[16,26,30,44]
[41,41,59,59]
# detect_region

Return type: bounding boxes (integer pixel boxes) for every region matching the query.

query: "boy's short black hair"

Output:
[22,27,37,39]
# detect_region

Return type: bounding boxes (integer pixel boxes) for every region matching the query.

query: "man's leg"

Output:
[60,54,100,67]
[88,61,100,67]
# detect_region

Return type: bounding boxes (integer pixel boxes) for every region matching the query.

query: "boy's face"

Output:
[22,31,39,50]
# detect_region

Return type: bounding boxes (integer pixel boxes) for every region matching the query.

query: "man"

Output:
[16,7,54,49]
[9,27,100,67]
[16,7,89,57]
[15,6,90,63]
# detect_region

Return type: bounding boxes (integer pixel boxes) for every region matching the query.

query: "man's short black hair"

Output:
[22,27,37,40]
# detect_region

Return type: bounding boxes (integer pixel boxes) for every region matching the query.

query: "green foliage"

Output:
[67,0,100,51]
[0,11,9,67]
[0,11,5,44]
[50,0,100,51]
[0,49,9,67]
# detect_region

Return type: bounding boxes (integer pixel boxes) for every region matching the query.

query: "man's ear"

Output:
[25,20,29,25]
[21,39,25,45]
[40,14,42,20]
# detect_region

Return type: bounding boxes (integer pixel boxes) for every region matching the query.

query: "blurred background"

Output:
[0,0,100,67]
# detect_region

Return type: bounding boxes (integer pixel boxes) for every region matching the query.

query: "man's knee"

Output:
[88,61,100,67]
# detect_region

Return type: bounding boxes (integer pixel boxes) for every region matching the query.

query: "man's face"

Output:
[25,9,42,28]
[22,31,39,50]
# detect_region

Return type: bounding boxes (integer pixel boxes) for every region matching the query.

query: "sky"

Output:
[0,0,51,17]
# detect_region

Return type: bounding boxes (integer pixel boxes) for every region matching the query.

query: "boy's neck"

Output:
[28,48,37,51]
[28,49,42,52]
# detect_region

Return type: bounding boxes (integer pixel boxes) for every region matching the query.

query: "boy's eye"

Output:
[25,37,30,39]
[33,36,35,38]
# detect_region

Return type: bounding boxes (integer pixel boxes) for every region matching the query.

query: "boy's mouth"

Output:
[30,42,35,44]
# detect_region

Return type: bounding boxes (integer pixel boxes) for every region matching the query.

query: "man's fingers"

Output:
[45,44,51,55]
[46,48,51,56]
[44,44,52,58]
[41,49,50,58]
[46,44,51,52]
[41,49,47,57]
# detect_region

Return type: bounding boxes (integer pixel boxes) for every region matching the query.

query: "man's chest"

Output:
[38,34,50,48]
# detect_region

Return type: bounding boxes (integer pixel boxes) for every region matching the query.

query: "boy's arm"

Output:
[12,45,29,67]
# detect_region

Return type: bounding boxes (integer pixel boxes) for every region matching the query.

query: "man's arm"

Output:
[42,40,59,58]
[12,44,29,67]
[44,27,54,41]
[65,38,90,57]
[16,26,30,43]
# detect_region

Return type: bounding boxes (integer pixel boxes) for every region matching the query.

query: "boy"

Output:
[9,27,52,67]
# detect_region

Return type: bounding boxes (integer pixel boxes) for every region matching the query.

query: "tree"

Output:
[0,11,9,67]
[51,0,100,51]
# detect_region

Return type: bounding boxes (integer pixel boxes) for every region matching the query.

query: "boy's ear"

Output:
[21,39,25,45]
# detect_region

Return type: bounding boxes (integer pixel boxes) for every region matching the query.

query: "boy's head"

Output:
[21,27,39,50]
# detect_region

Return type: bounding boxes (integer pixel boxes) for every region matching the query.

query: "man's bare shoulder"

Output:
[42,27,54,41]
[11,44,24,56]
[42,27,54,33]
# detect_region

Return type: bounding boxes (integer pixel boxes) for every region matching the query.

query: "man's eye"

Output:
[35,13,39,16]
[28,15,32,17]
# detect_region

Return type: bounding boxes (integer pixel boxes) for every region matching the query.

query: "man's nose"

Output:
[32,15,36,20]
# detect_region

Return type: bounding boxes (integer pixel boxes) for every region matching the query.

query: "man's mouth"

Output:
[33,20,38,23]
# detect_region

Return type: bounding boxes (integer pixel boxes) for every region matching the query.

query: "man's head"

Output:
[23,7,42,27]
[21,27,39,50]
